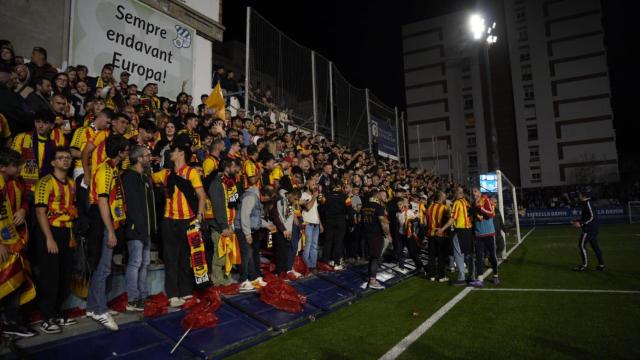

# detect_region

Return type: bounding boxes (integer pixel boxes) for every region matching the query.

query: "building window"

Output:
[464,95,473,110]
[521,64,532,81]
[529,146,540,162]
[524,104,536,120]
[465,114,476,128]
[527,124,538,141]
[467,135,477,148]
[524,84,534,100]
[530,168,541,183]
[520,51,530,62]
[516,8,526,23]
[468,152,478,168]
[518,28,528,42]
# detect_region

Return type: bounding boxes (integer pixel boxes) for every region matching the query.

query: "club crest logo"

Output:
[173,25,192,49]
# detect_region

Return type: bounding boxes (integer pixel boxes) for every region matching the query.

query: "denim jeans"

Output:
[451,234,466,281]
[125,240,150,302]
[303,223,319,268]
[87,230,113,314]
[236,229,258,282]
[287,223,301,270]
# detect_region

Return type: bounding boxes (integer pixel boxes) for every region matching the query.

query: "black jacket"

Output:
[579,198,598,232]
[122,169,157,243]
[323,190,348,221]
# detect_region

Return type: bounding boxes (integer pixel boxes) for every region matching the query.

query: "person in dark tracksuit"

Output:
[572,187,605,271]
[321,183,349,270]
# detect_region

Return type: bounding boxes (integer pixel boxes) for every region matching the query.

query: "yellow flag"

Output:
[205,82,226,120]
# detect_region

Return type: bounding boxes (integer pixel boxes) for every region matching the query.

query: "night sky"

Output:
[221,0,638,180]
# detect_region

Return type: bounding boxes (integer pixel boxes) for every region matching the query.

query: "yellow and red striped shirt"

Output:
[11,132,49,192]
[89,129,110,178]
[0,113,11,141]
[243,158,261,189]
[451,198,472,229]
[90,159,126,229]
[269,165,284,186]
[152,165,203,220]
[203,155,219,178]
[70,125,96,171]
[34,174,77,228]
[427,203,449,236]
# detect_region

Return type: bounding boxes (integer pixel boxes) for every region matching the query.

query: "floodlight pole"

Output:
[365,88,372,153]
[311,51,318,134]
[329,61,335,142]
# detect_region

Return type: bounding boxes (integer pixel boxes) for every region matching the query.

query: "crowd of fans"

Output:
[0,40,509,341]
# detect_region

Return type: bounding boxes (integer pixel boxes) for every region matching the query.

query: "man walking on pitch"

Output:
[572,187,605,271]
[437,186,473,286]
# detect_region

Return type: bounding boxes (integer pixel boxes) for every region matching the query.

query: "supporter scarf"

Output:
[32,131,54,178]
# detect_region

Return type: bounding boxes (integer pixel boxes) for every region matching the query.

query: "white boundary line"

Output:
[378,287,473,360]
[379,227,536,360]
[475,288,640,294]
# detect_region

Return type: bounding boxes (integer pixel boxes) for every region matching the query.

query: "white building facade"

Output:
[503,0,618,187]
[402,11,491,181]
[402,0,619,187]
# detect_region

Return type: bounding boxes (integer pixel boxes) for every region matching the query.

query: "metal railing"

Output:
[243,7,405,161]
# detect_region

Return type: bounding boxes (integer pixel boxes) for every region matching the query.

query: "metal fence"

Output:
[243,7,405,162]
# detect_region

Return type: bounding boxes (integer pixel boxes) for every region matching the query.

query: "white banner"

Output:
[70,0,194,99]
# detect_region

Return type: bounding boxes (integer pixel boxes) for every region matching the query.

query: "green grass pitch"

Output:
[229,224,640,360]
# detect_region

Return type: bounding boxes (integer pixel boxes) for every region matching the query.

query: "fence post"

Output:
[403,112,408,167]
[244,7,251,113]
[365,88,372,153]
[311,51,318,134]
[329,61,335,142]
[394,106,400,161]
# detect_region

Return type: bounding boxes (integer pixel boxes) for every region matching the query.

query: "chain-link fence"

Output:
[243,7,404,160]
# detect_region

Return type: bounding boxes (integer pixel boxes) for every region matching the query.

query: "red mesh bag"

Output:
[144,292,170,318]
[294,256,309,276]
[259,278,307,313]
[213,283,240,295]
[64,307,86,319]
[261,271,278,283]
[285,271,299,281]
[317,261,335,272]
[107,293,128,313]
[181,303,218,329]
[181,296,199,310]
[180,288,222,330]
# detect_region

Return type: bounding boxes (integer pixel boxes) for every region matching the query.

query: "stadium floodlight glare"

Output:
[469,14,486,40]
[469,13,498,45]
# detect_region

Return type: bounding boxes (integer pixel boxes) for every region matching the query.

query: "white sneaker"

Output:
[333,264,344,271]
[328,260,335,267]
[254,277,268,287]
[239,280,255,293]
[90,312,118,331]
[109,310,120,317]
[180,295,193,300]
[169,297,185,308]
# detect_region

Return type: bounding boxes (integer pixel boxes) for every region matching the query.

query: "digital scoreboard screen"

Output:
[479,173,498,193]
